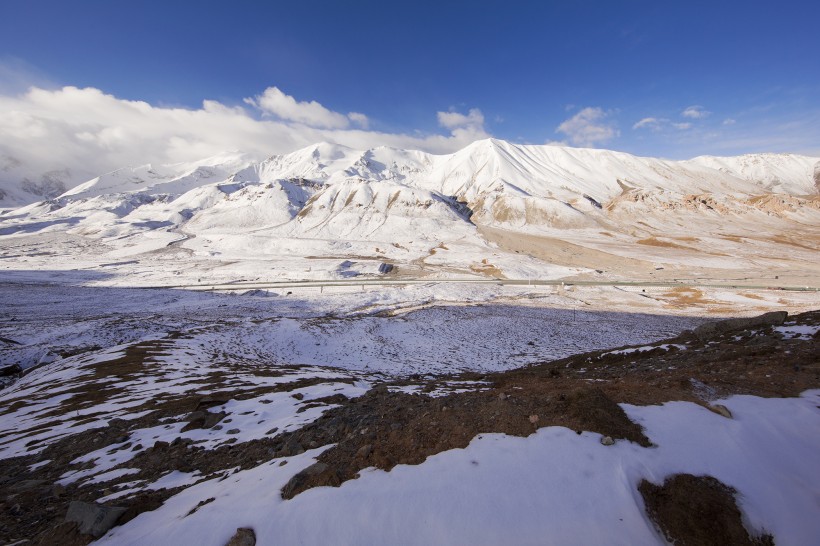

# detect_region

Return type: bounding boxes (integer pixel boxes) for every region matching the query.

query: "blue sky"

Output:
[1,0,819,163]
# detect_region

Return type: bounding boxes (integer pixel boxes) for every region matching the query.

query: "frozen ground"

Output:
[0,277,818,544]
[0,279,709,377]
[99,391,820,546]
[4,274,818,377]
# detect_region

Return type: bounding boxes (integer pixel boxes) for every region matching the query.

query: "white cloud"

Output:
[0,85,490,194]
[555,107,619,147]
[632,117,666,131]
[633,117,692,132]
[245,86,353,129]
[722,118,737,125]
[347,112,370,129]
[681,105,711,119]
[437,108,485,131]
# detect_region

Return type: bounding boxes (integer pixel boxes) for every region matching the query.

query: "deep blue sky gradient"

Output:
[1,0,818,157]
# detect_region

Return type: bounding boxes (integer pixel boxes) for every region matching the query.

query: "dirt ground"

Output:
[640,474,774,546]
[477,224,820,288]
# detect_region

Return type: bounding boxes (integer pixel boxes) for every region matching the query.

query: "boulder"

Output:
[65,501,126,538]
[225,527,256,546]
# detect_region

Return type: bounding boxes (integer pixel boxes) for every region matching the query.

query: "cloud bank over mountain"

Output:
[0,85,489,193]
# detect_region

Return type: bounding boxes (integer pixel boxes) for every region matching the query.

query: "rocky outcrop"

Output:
[693,311,788,340]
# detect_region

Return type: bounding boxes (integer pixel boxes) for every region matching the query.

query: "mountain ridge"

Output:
[1,138,818,287]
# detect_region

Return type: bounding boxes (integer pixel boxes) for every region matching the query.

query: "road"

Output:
[141,277,820,292]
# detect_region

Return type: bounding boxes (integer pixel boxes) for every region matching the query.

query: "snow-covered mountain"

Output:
[1,139,818,284]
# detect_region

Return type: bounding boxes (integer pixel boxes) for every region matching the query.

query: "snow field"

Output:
[98,391,820,546]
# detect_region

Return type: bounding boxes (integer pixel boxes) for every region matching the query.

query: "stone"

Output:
[225,527,256,546]
[709,404,733,419]
[65,500,127,538]
[203,411,226,428]
[356,444,373,459]
[302,462,329,476]
[197,395,230,410]
[108,418,127,429]
[528,414,539,425]
[378,263,394,274]
[600,436,615,446]
[180,411,207,432]
[182,410,226,432]
[0,363,22,377]
[8,479,48,493]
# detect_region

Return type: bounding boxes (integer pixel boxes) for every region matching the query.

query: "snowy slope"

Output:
[688,153,820,195]
[61,151,254,200]
[1,139,818,284]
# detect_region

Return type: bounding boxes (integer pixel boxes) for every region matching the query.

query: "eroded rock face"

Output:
[814,161,820,193]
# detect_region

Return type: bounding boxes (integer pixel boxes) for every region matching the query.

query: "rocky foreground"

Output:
[0,309,818,545]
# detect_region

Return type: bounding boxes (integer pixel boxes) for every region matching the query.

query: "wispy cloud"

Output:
[633,117,693,132]
[632,117,666,131]
[555,107,619,147]
[681,105,711,119]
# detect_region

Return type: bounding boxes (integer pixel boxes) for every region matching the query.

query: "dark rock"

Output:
[65,500,127,538]
[378,263,395,274]
[204,412,227,429]
[108,418,128,429]
[182,410,226,432]
[196,395,230,410]
[181,411,207,432]
[8,479,48,493]
[281,462,342,499]
[0,363,22,377]
[225,527,256,546]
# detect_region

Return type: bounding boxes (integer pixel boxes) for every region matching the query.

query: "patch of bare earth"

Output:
[640,474,774,546]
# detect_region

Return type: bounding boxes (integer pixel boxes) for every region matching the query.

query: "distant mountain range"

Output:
[1,139,818,284]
